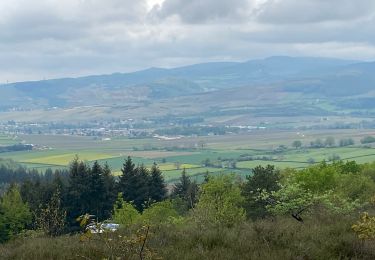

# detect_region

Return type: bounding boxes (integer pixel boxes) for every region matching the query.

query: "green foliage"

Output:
[119,157,149,211]
[290,161,363,193]
[340,138,355,147]
[292,140,302,149]
[118,157,167,211]
[148,163,167,203]
[141,200,181,226]
[66,158,117,226]
[361,136,375,144]
[310,138,324,148]
[260,161,370,219]
[112,193,140,227]
[0,185,32,243]
[193,175,245,228]
[335,173,375,202]
[325,136,336,147]
[260,181,362,218]
[241,165,280,219]
[259,181,316,216]
[171,168,199,213]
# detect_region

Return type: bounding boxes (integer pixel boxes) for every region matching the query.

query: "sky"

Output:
[0,0,375,82]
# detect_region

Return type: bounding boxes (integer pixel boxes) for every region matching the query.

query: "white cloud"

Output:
[256,0,375,24]
[0,0,375,82]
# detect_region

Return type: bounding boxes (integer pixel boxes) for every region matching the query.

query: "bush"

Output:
[361,136,375,144]
[141,200,181,226]
[112,193,140,227]
[192,175,245,228]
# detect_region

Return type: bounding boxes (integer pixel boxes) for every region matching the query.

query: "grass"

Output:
[21,152,115,166]
[0,135,19,146]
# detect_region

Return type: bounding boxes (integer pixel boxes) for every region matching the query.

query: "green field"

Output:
[0,135,20,146]
[1,130,375,182]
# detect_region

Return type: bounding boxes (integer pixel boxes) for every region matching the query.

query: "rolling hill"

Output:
[0,56,374,123]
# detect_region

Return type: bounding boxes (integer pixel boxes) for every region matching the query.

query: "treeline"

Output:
[3,159,375,258]
[0,156,173,241]
[291,135,375,149]
[154,126,240,136]
[0,144,33,153]
[293,136,355,148]
[0,159,68,194]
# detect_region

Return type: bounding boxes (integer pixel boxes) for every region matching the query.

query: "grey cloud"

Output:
[0,0,147,42]
[1,0,375,82]
[150,0,252,23]
[256,0,375,24]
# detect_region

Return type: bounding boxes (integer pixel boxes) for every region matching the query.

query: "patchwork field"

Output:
[0,135,19,146]
[1,129,375,182]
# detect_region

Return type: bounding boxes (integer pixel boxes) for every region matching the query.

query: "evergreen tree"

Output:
[66,158,91,225]
[173,168,190,197]
[118,157,152,211]
[172,169,199,210]
[149,163,167,203]
[118,156,137,201]
[241,165,280,219]
[119,156,136,190]
[88,161,105,219]
[102,162,117,219]
[133,164,151,211]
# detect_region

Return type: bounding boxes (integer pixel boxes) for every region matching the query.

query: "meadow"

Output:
[0,129,375,182]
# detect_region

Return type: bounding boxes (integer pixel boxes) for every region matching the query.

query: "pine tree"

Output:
[241,165,280,219]
[102,162,117,219]
[172,169,199,210]
[133,164,151,211]
[66,158,91,225]
[88,161,105,219]
[118,156,137,199]
[173,168,190,198]
[149,163,167,203]
[119,157,150,211]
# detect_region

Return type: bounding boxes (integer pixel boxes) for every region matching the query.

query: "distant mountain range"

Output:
[1,56,375,122]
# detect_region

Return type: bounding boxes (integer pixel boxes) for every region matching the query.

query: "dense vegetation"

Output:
[2,158,375,259]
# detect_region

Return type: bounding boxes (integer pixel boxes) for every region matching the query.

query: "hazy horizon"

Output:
[2,55,367,84]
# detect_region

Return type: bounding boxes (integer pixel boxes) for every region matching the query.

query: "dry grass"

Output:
[2,212,375,260]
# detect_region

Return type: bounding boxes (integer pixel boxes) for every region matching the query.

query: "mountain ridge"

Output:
[0,56,374,122]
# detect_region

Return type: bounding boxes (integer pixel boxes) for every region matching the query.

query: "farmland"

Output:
[0,128,374,182]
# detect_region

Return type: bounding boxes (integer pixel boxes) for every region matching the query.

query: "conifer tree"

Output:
[132,164,151,211]
[118,156,137,200]
[88,161,105,219]
[102,162,117,219]
[149,163,167,203]
[66,157,91,225]
[172,169,199,210]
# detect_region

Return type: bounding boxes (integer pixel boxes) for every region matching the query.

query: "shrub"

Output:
[192,175,245,228]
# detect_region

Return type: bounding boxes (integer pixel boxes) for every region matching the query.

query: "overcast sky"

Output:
[1,0,375,82]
